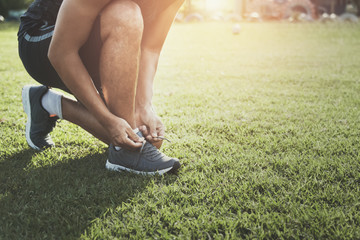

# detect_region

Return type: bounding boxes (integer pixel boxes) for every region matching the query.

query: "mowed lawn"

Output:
[0,21,360,239]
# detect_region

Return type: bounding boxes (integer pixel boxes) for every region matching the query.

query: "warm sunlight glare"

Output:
[206,0,225,11]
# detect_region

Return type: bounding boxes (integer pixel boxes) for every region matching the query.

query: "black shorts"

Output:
[18,18,102,94]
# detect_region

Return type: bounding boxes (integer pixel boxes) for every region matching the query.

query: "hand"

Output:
[106,116,144,150]
[135,107,165,147]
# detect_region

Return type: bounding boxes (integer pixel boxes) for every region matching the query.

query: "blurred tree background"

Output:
[0,0,32,18]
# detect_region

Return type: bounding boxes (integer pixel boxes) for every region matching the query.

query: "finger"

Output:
[158,125,165,138]
[127,128,144,143]
[140,125,154,142]
[140,125,150,137]
[151,125,165,142]
[145,134,154,142]
[149,121,158,138]
[139,125,145,133]
[123,138,143,149]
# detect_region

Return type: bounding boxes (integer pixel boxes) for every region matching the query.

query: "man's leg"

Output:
[98,0,143,128]
[59,0,143,144]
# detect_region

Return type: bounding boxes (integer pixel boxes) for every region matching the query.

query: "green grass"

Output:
[1,21,360,239]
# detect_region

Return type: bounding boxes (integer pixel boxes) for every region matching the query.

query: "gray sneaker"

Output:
[22,85,58,150]
[106,132,181,175]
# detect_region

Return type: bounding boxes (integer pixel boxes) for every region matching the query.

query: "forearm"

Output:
[49,51,113,126]
[48,0,114,126]
[135,48,160,109]
[136,0,184,109]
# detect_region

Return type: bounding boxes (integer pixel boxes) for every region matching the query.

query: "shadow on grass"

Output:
[0,148,168,239]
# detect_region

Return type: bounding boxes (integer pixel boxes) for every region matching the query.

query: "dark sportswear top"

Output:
[23,0,63,22]
[18,0,62,38]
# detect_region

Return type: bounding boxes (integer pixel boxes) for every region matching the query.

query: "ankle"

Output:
[41,89,63,119]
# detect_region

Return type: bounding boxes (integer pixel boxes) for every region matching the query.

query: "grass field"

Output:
[1,21,360,239]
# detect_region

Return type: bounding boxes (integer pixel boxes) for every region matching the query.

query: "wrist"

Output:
[100,112,118,129]
[135,102,153,112]
[135,89,153,111]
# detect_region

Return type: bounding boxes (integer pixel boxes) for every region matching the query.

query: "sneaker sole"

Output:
[22,86,41,151]
[105,160,175,175]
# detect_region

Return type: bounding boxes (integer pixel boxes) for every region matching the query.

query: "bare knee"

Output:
[100,0,144,42]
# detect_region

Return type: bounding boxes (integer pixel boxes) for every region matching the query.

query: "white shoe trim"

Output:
[105,160,173,176]
[22,86,41,151]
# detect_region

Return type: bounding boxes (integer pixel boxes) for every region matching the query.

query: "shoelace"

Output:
[135,136,171,169]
